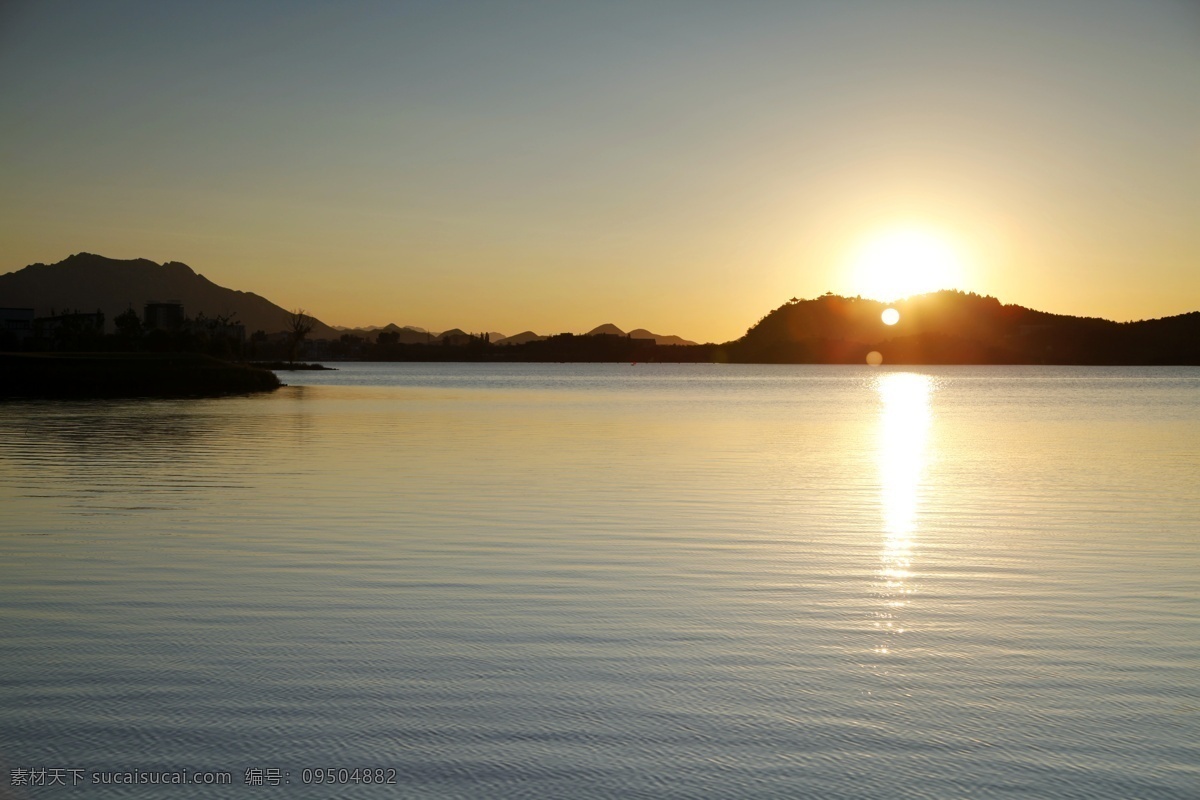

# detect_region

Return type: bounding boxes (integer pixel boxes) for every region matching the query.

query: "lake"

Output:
[2,364,1197,798]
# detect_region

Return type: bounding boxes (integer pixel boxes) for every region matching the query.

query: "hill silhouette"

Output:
[335,323,509,343]
[729,291,1199,365]
[586,323,626,337]
[344,323,439,344]
[494,331,546,346]
[584,323,697,345]
[0,253,340,338]
[334,323,435,342]
[628,328,695,346]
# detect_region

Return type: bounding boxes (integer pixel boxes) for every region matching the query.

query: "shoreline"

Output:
[0,352,282,399]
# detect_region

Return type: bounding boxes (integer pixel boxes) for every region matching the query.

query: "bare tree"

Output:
[287,308,315,363]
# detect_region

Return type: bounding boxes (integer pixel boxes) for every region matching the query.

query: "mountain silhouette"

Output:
[0,253,340,338]
[584,323,697,345]
[335,323,508,344]
[334,323,430,334]
[628,328,696,346]
[586,323,626,337]
[336,323,438,344]
[494,331,547,346]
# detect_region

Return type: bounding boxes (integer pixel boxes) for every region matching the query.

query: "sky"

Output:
[1,0,1198,342]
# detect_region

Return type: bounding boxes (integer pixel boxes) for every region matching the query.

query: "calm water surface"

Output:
[2,364,1198,798]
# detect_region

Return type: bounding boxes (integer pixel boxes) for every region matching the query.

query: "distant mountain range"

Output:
[3,254,1195,363]
[330,323,504,343]
[0,254,697,345]
[583,324,696,346]
[494,331,545,346]
[328,321,695,346]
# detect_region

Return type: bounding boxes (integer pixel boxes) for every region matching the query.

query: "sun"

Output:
[849,226,965,301]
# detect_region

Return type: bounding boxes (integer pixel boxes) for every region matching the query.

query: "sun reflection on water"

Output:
[872,372,934,655]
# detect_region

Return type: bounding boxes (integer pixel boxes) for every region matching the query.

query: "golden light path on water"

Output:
[873,372,934,655]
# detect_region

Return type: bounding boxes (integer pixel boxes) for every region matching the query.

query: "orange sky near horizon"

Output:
[1,2,1197,342]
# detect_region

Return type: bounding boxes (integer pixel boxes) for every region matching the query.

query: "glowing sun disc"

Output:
[882,308,900,325]
[851,227,964,301]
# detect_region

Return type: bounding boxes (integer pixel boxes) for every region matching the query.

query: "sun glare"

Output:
[850,227,964,301]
